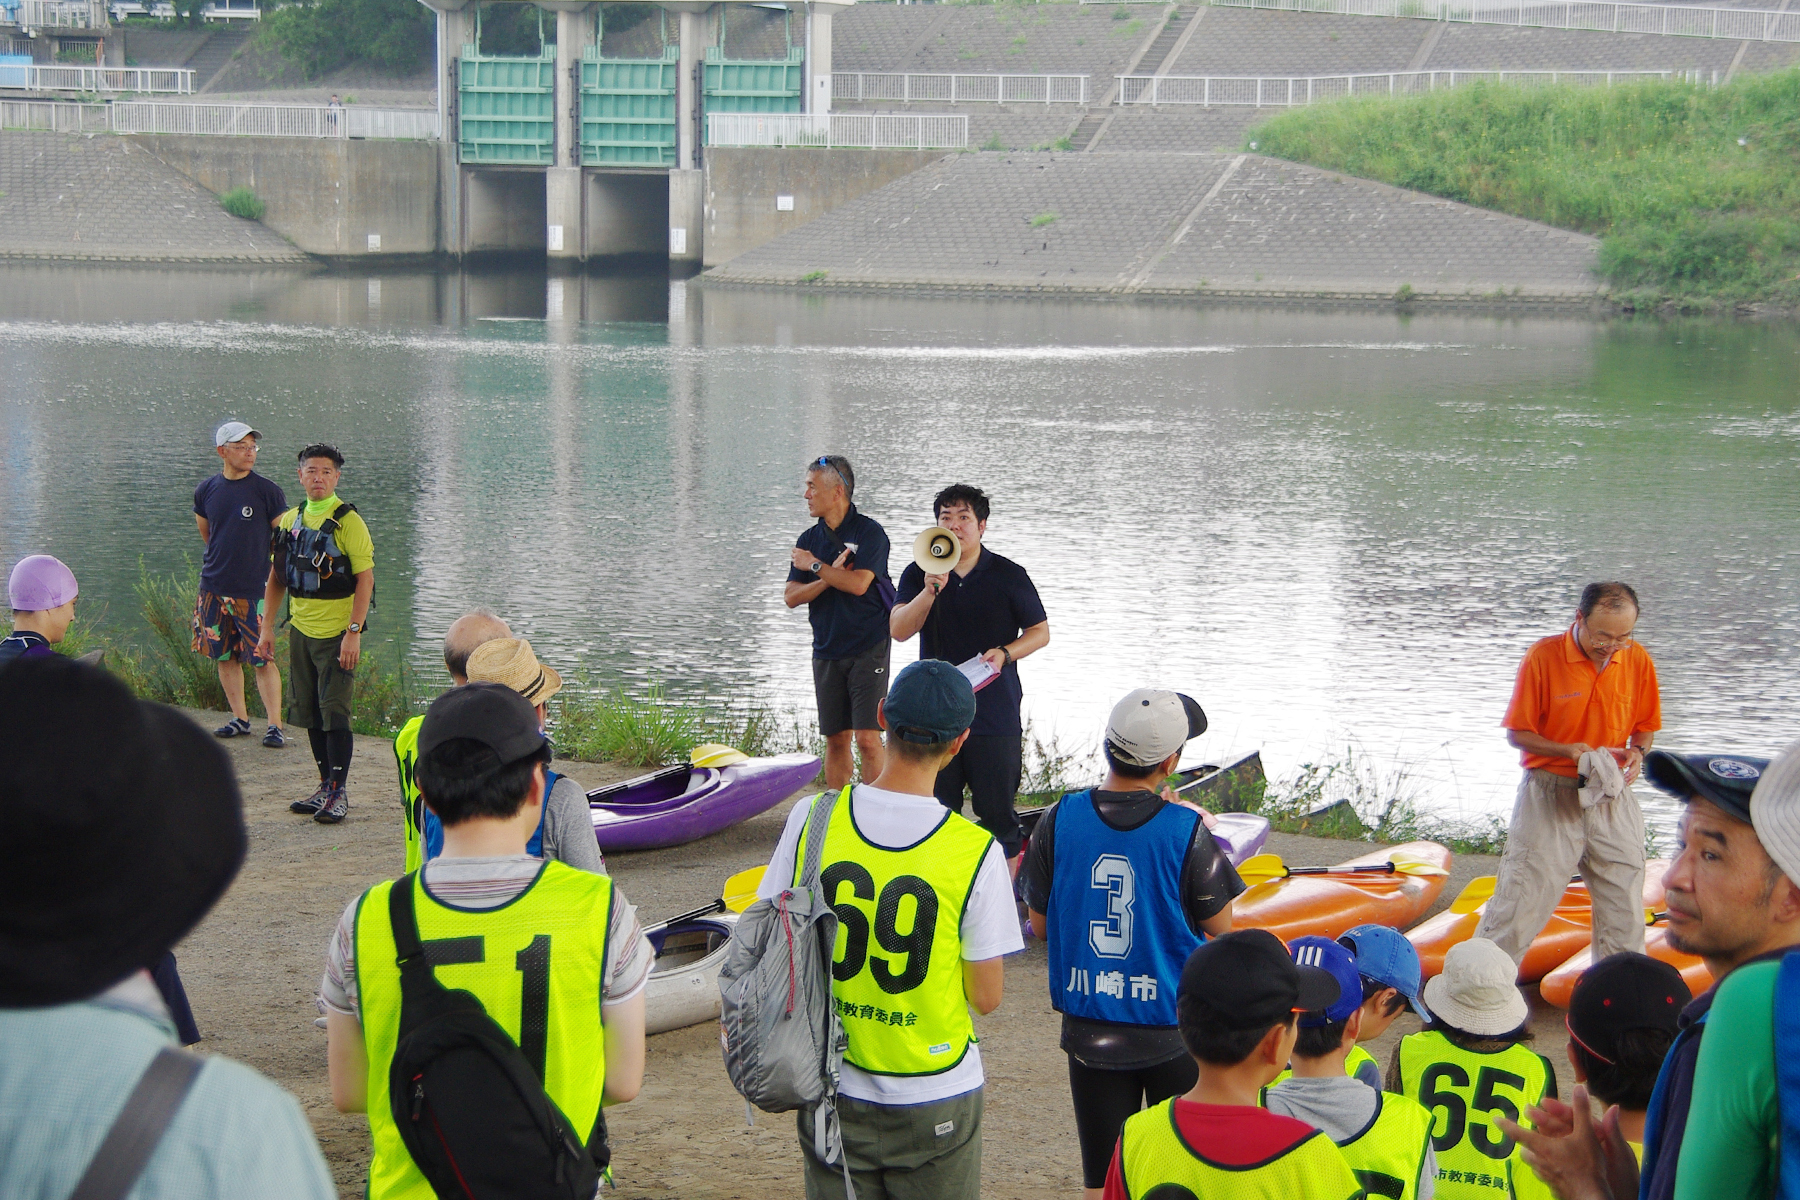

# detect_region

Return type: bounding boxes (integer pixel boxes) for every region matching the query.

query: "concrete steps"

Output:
[1067,110,1109,151]
[189,28,252,92]
[1137,6,1193,76]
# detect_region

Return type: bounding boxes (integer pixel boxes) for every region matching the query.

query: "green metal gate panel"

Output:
[580,46,677,166]
[702,47,803,114]
[458,48,555,165]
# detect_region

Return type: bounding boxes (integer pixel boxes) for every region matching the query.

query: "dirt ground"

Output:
[173,708,1575,1199]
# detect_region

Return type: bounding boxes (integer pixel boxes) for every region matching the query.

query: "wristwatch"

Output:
[346,622,363,634]
[809,561,822,574]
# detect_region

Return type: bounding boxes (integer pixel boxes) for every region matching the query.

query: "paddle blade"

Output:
[1236,854,1289,884]
[692,743,751,768]
[1388,850,1450,878]
[1449,875,1498,915]
[722,865,767,913]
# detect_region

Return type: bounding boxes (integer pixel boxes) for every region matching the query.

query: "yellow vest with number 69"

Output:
[354,864,614,1200]
[796,786,994,1077]
[1120,1098,1363,1200]
[1398,1030,1554,1200]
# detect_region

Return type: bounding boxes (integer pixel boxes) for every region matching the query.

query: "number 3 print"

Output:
[1088,855,1135,959]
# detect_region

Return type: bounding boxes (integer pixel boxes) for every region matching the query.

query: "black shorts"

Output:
[812,638,890,737]
[287,628,355,732]
[934,732,1024,858]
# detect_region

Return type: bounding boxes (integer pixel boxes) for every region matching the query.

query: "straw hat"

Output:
[465,637,562,706]
[1421,937,1528,1036]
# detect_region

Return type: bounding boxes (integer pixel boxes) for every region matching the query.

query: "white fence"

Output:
[0,64,195,93]
[1209,0,1800,42]
[1118,67,1692,103]
[708,112,969,149]
[833,72,1090,105]
[14,0,108,28]
[2,99,439,138]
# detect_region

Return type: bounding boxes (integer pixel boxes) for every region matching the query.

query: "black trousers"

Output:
[933,733,1023,858]
[1067,1053,1199,1189]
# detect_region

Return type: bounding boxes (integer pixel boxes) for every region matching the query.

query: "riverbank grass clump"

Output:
[219,187,266,222]
[1259,745,1509,856]
[1248,70,1800,308]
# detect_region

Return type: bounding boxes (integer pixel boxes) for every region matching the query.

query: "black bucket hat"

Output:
[1643,749,1769,824]
[0,656,246,1007]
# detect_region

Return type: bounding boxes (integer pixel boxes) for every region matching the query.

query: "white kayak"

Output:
[644,910,738,1035]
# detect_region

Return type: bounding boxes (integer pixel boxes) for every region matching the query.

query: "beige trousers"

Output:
[1474,769,1647,965]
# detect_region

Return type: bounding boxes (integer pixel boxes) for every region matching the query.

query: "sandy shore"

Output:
[171,706,1570,1199]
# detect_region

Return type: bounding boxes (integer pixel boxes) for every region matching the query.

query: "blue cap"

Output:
[882,660,976,745]
[1289,936,1363,1027]
[1338,924,1428,1018]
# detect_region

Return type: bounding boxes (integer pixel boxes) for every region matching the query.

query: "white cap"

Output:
[1105,689,1208,768]
[1751,739,1800,886]
[215,421,259,447]
[1421,938,1528,1037]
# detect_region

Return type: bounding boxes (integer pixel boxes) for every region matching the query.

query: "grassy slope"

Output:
[1248,70,1800,307]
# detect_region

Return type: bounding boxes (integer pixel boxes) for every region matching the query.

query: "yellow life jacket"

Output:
[1119,1098,1363,1200]
[393,714,424,875]
[354,864,614,1200]
[1398,1030,1555,1200]
[797,785,994,1076]
[1337,1091,1436,1200]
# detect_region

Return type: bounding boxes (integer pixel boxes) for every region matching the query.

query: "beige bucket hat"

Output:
[465,637,563,706]
[1421,937,1529,1036]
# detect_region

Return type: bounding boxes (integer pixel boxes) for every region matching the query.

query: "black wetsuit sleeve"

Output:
[1179,823,1246,934]
[1021,800,1058,914]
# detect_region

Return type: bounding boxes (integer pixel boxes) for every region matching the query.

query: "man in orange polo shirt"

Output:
[1476,581,1660,964]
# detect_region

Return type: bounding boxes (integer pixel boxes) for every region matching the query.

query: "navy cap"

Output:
[1568,953,1689,1065]
[1339,924,1429,1019]
[1644,750,1769,824]
[1178,929,1339,1034]
[1290,937,1364,1027]
[418,681,549,767]
[882,660,976,745]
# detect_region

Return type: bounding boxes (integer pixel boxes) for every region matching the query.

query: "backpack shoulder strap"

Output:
[65,1047,205,1200]
[388,873,426,966]
[321,502,356,535]
[797,787,846,889]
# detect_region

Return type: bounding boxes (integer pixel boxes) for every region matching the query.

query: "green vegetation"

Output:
[1030,210,1059,227]
[260,0,434,77]
[1256,746,1509,855]
[555,685,821,768]
[800,269,829,283]
[1394,281,1414,304]
[981,132,1006,151]
[1051,136,1074,152]
[1249,71,1800,307]
[218,187,265,221]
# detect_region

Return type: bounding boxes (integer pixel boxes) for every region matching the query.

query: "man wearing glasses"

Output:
[1477,581,1660,964]
[786,455,892,789]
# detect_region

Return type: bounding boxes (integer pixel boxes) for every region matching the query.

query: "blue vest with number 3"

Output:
[1046,791,1201,1027]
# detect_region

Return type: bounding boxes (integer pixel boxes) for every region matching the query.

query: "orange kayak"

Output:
[1538,922,1713,1009]
[1407,861,1670,984]
[1232,842,1452,943]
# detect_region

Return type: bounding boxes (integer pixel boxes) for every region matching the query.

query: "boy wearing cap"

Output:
[1339,923,1431,1086]
[1266,936,1438,1200]
[322,683,652,1198]
[1103,930,1361,1200]
[756,659,1023,1200]
[1022,688,1245,1200]
[193,421,288,747]
[1,554,78,667]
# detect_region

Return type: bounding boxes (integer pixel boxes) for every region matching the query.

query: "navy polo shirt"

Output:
[194,470,288,598]
[788,503,892,661]
[896,546,1046,737]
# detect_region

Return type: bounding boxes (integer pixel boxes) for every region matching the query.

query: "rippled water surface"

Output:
[3,264,1798,838]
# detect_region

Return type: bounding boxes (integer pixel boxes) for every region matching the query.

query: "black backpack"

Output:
[385,874,606,1200]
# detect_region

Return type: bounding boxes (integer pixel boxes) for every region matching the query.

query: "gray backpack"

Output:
[719,788,853,1191]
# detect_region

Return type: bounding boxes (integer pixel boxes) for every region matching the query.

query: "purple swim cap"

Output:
[8,556,78,612]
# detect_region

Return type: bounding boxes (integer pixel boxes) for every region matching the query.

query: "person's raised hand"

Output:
[1526,1096,1577,1140]
[832,548,851,570]
[1621,746,1645,784]
[790,547,820,573]
[924,572,948,596]
[1497,1085,1613,1200]
[1594,1102,1642,1200]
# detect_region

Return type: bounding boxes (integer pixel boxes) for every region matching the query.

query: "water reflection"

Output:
[2,262,1797,840]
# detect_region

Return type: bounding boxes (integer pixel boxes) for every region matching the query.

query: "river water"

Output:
[3,262,1797,838]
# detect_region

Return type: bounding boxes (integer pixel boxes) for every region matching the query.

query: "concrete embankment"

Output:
[702,149,1604,307]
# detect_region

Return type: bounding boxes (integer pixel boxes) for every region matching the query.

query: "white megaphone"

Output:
[912,527,962,575]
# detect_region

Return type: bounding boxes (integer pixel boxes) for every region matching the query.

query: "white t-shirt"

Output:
[759,785,1025,1106]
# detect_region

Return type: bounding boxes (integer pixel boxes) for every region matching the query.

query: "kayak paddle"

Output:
[644,865,768,937]
[1449,875,1498,914]
[1238,850,1450,886]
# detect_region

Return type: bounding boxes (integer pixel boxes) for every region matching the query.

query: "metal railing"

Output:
[1118,67,1693,103]
[105,0,260,18]
[14,0,108,28]
[0,64,195,92]
[1209,0,1800,42]
[0,97,109,130]
[832,72,1090,105]
[1,99,439,137]
[708,111,969,149]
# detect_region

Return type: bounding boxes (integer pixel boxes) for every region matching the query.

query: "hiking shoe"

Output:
[290,780,331,815]
[314,784,349,825]
[213,717,252,739]
[262,726,287,748]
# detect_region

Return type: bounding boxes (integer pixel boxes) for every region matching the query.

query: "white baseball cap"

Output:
[1105,689,1208,768]
[1751,739,1800,887]
[214,421,260,447]
[1421,937,1528,1036]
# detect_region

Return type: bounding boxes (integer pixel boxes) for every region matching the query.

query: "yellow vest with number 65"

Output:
[1120,1098,1363,1200]
[1398,1030,1554,1200]
[796,786,993,1077]
[354,864,614,1200]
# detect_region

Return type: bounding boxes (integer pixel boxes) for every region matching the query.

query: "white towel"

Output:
[1578,749,1627,810]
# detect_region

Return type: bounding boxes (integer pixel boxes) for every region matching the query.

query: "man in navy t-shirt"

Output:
[785,454,893,789]
[891,482,1050,865]
[192,421,288,746]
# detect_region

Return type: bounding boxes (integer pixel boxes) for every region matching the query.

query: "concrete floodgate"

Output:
[703,150,1604,307]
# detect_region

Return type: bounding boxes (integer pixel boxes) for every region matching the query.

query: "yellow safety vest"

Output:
[1270,1043,1382,1089]
[1119,1098,1363,1200]
[1398,1031,1554,1200]
[354,864,614,1200]
[393,715,424,875]
[1338,1091,1436,1200]
[797,786,993,1076]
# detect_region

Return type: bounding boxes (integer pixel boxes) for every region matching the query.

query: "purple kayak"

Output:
[1018,804,1270,866]
[587,752,822,853]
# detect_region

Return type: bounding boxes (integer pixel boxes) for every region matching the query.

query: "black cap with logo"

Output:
[1178,929,1341,1032]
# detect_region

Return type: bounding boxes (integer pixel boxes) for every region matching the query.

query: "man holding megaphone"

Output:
[892,483,1050,869]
